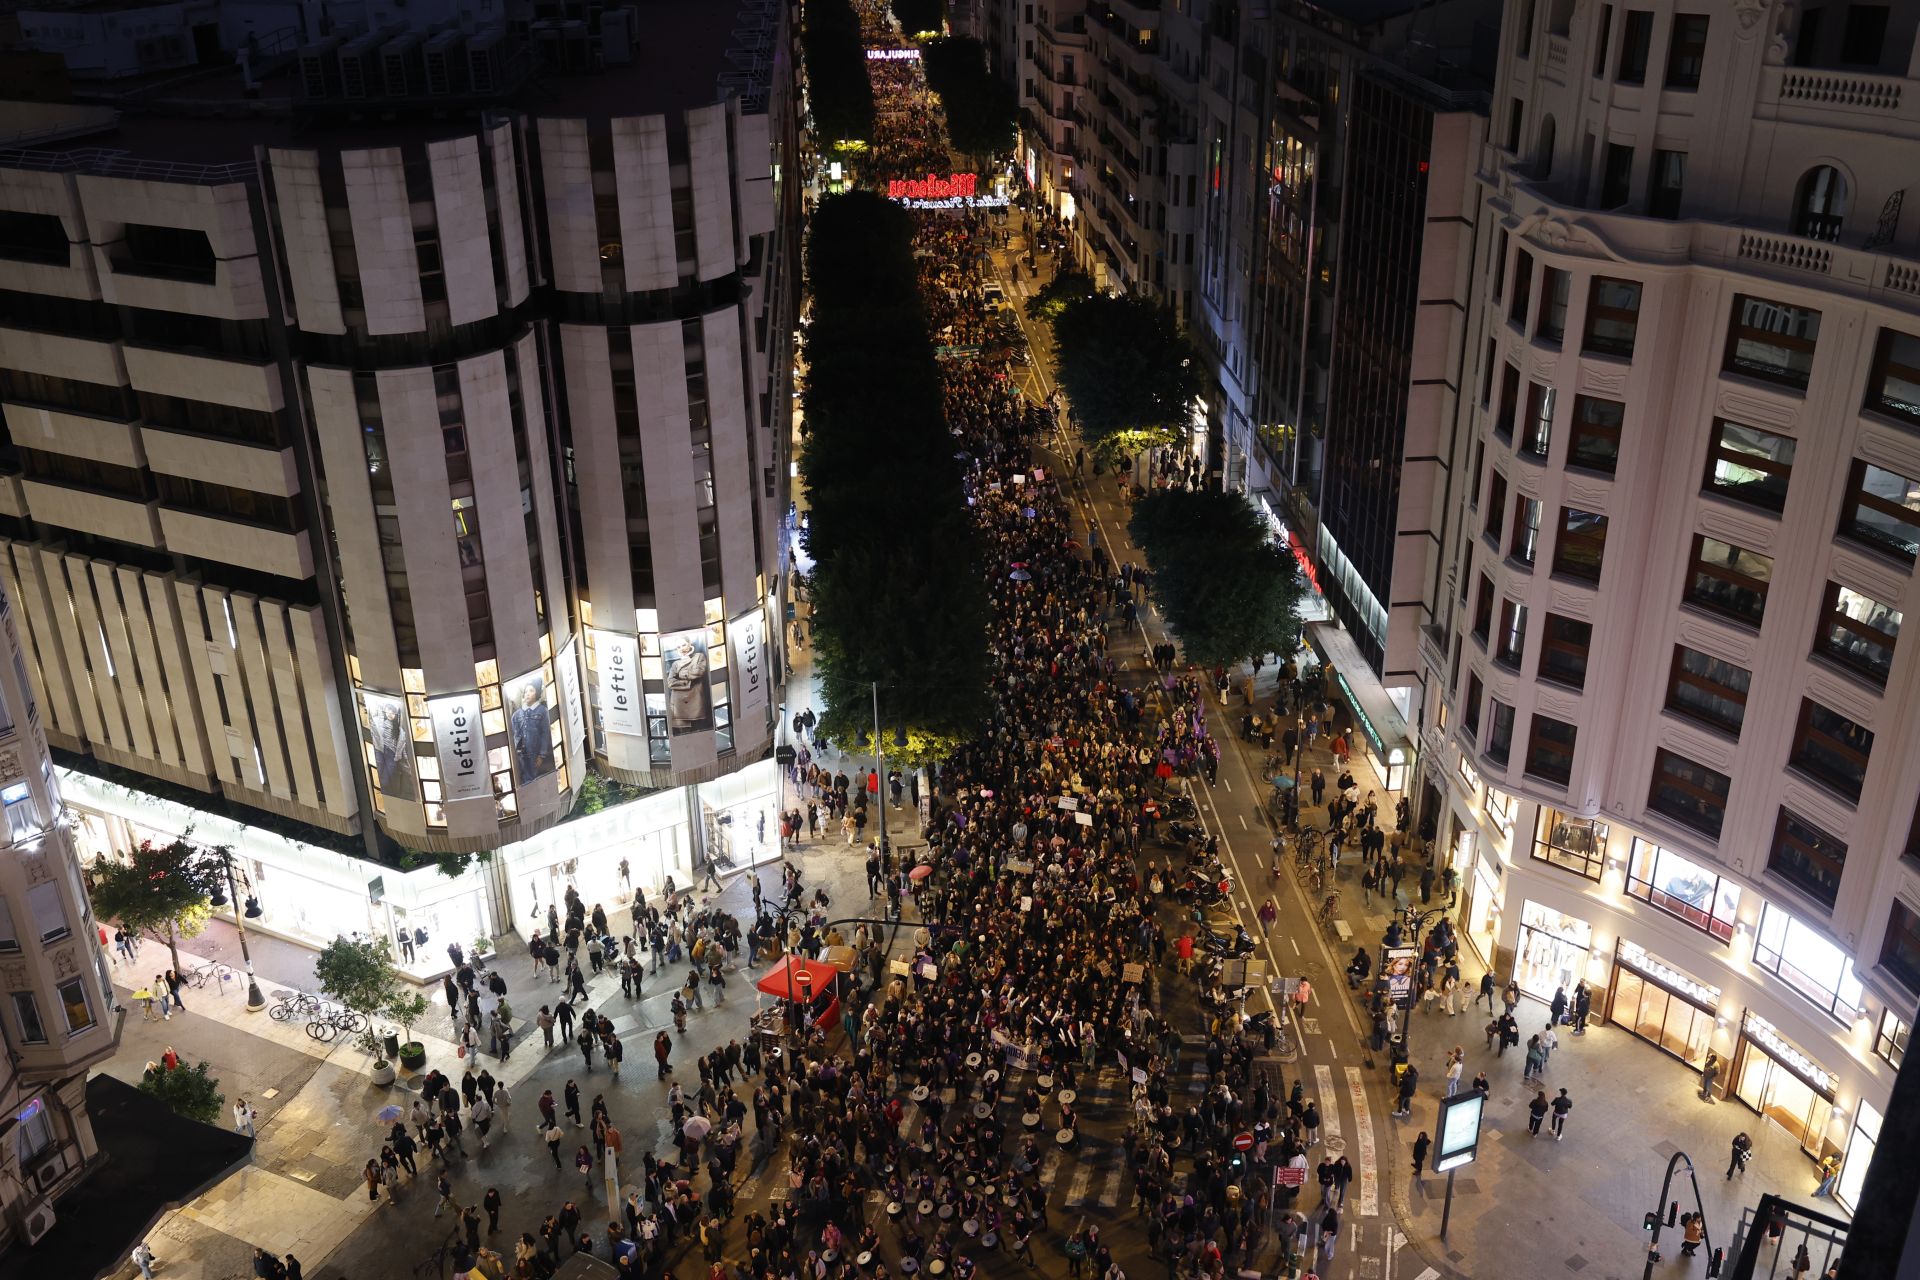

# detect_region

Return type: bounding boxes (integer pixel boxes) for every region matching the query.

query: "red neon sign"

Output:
[888,172,978,201]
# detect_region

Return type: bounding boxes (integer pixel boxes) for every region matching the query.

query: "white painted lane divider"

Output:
[1313,1064,1341,1149]
[1346,1066,1380,1216]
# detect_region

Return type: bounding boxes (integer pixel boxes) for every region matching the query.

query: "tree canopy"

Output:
[88,836,219,975]
[890,0,944,35]
[1128,489,1306,667]
[799,192,990,764]
[920,37,1018,162]
[315,936,405,1060]
[802,0,875,147]
[140,1060,224,1126]
[1050,293,1203,459]
[1024,267,1095,321]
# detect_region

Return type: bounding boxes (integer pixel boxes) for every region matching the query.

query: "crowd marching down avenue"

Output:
[330,11,1447,1280]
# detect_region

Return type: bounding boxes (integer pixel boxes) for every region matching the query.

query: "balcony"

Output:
[141,428,298,498]
[20,479,161,546]
[1756,64,1920,140]
[157,507,311,578]
[121,344,283,415]
[1,405,141,469]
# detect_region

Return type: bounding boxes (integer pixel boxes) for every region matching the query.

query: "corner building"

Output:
[1421,0,1920,1208]
[0,0,796,963]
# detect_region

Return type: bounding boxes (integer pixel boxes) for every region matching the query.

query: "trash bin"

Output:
[1389,1034,1408,1066]
[384,1031,401,1060]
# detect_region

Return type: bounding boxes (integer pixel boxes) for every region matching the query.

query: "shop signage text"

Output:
[889,173,977,201]
[595,631,645,738]
[1617,939,1721,1008]
[429,693,488,802]
[730,607,770,731]
[558,639,588,761]
[1743,1013,1833,1094]
[866,48,921,60]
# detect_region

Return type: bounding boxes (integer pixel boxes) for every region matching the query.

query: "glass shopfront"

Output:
[1838,1098,1880,1212]
[1462,847,1500,965]
[501,786,694,938]
[1733,1011,1836,1157]
[1517,899,1592,1002]
[1609,940,1719,1067]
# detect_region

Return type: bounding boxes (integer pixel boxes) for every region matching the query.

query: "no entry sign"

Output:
[1232,1132,1255,1152]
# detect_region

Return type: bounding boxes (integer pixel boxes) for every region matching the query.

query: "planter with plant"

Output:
[316,937,407,1085]
[386,991,430,1071]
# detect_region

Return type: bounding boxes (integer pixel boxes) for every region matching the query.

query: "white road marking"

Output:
[1412,1270,1440,1280]
[1039,1150,1063,1188]
[1347,1066,1380,1216]
[1098,1165,1123,1207]
[1290,936,1300,955]
[1239,814,1248,830]
[1313,1065,1341,1147]
[1064,1162,1093,1206]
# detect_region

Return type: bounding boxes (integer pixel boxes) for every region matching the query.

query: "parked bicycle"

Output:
[1317,891,1342,929]
[305,1008,368,1043]
[186,960,232,991]
[268,992,325,1023]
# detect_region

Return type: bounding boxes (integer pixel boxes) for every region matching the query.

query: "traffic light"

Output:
[1668,1200,1680,1227]
[1643,1211,1661,1233]
[1707,1248,1724,1277]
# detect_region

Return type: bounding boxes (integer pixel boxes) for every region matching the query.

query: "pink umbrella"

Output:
[909,864,934,882]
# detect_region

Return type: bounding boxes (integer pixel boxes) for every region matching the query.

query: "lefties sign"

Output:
[429,693,488,802]
[594,630,645,737]
[888,172,978,202]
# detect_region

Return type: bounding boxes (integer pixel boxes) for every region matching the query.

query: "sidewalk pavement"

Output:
[95,837,887,1280]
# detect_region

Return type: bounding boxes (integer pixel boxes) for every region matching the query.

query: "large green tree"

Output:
[799,193,991,759]
[139,1059,224,1126]
[88,836,219,977]
[920,37,1019,162]
[1024,267,1095,321]
[1128,489,1306,667]
[802,0,875,147]
[315,937,404,1059]
[1050,293,1203,460]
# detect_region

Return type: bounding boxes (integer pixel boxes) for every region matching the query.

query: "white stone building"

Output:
[0,0,799,966]
[1419,0,1920,1206]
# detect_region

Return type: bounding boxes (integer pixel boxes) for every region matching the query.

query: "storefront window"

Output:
[1839,1099,1881,1211]
[1465,860,1500,964]
[1532,809,1607,881]
[1754,902,1864,1022]
[1611,941,1718,1067]
[1486,788,1515,838]
[1735,1011,1836,1157]
[1517,899,1593,1002]
[1876,1009,1909,1069]
[1625,839,1742,941]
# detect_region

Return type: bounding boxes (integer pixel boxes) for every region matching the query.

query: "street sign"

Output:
[1274,1165,1305,1187]
[1232,1132,1254,1152]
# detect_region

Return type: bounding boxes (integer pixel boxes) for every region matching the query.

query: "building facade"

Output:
[1420,0,1920,1207]
[0,0,798,968]
[0,574,120,1250]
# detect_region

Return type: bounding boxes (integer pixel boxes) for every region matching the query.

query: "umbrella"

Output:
[682,1114,712,1142]
[909,864,934,881]
[1270,775,1296,789]
[1022,507,1037,518]
[1009,569,1031,581]
[376,1104,405,1124]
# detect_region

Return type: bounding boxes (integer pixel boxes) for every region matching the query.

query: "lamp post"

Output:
[1389,904,1450,1066]
[867,682,908,858]
[207,848,266,1011]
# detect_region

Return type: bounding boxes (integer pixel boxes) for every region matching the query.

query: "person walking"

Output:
[1478,971,1496,1013]
[544,1121,565,1169]
[1392,1066,1419,1117]
[233,1096,257,1137]
[1728,1131,1753,1180]
[434,1170,457,1217]
[1550,1087,1573,1140]
[483,1187,503,1233]
[1444,1055,1463,1098]
[1411,1132,1430,1180]
[131,1242,158,1280]
[655,1030,673,1078]
[1527,1090,1549,1136]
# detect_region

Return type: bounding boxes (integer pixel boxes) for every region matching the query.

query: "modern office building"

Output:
[1420,0,1920,1206]
[0,574,120,1251]
[0,0,798,969]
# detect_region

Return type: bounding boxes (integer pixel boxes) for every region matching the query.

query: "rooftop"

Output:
[0,0,780,171]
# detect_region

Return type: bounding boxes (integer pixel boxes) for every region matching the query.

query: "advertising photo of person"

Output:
[504,671,556,785]
[663,629,714,734]
[362,692,418,802]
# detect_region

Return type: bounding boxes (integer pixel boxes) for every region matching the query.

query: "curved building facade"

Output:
[0,0,796,921]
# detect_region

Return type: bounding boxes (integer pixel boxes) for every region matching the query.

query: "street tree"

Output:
[1128,489,1306,667]
[890,0,944,35]
[801,0,875,147]
[315,936,405,1060]
[920,37,1018,162]
[1024,267,1095,321]
[87,836,218,977]
[1050,293,1203,460]
[139,1059,224,1126]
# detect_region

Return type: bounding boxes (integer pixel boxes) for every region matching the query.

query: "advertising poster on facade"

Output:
[1382,945,1418,1008]
[428,693,488,802]
[360,690,417,803]
[594,630,644,737]
[662,627,715,734]
[557,638,587,762]
[729,607,769,733]
[503,668,556,786]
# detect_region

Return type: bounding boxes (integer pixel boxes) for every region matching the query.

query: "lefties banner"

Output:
[595,630,645,737]
[428,693,488,802]
[730,607,769,732]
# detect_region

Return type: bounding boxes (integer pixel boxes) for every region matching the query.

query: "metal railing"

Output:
[0,146,257,185]
[1724,1193,1847,1280]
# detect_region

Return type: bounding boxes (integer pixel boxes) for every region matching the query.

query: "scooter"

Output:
[1202,925,1256,958]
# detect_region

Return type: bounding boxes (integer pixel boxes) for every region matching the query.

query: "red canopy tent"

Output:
[755,954,840,1000]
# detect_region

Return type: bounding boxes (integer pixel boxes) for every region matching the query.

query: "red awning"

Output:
[755,955,840,1000]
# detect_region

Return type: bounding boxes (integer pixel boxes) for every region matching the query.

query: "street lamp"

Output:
[1385,904,1450,1068]
[204,847,266,1011]
[860,682,908,857]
